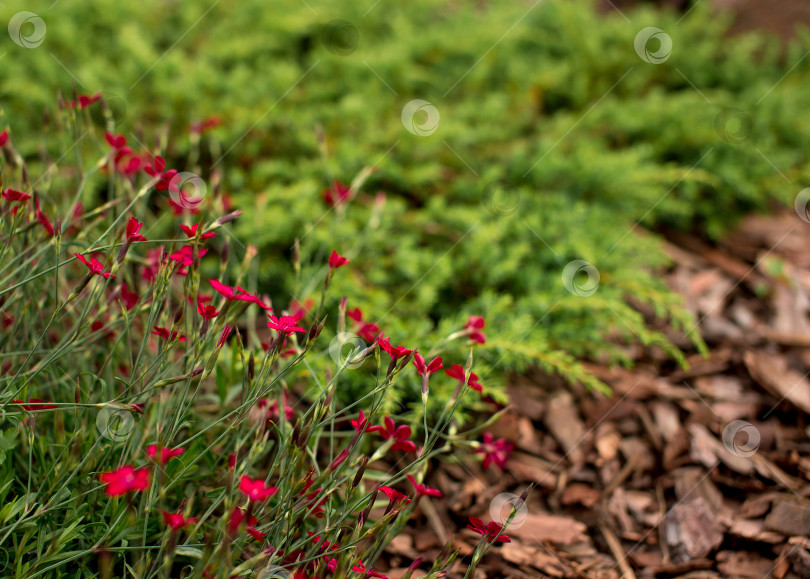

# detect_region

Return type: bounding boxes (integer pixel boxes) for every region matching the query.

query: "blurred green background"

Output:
[2,0,808,410]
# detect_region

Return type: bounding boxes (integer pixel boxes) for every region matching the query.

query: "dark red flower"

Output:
[151,327,186,342]
[376,485,412,505]
[144,155,178,192]
[467,516,511,543]
[11,398,57,412]
[351,560,389,578]
[0,130,7,147]
[445,363,482,392]
[346,308,380,342]
[180,223,216,240]
[99,466,151,497]
[227,507,257,533]
[476,432,514,470]
[239,476,278,502]
[169,245,208,268]
[35,199,54,237]
[407,474,443,498]
[146,445,185,465]
[2,189,30,203]
[321,181,351,206]
[267,315,304,335]
[413,353,443,376]
[197,299,219,320]
[105,132,127,150]
[125,217,147,243]
[217,325,233,348]
[74,253,115,279]
[246,527,266,541]
[328,250,350,270]
[190,116,221,134]
[162,510,198,531]
[142,248,163,283]
[77,93,102,108]
[119,283,139,310]
[377,416,417,453]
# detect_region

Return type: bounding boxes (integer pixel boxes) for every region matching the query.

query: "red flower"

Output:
[351,560,389,578]
[445,363,482,392]
[0,130,7,147]
[267,315,304,335]
[227,507,257,533]
[467,516,511,543]
[197,299,219,320]
[74,253,115,279]
[289,298,313,322]
[376,335,413,362]
[2,189,30,203]
[413,353,443,376]
[347,308,380,342]
[99,466,151,497]
[11,398,57,412]
[376,485,412,505]
[119,283,139,310]
[351,409,382,433]
[104,132,127,150]
[125,217,147,243]
[78,93,102,108]
[328,250,350,270]
[179,223,216,240]
[209,279,272,311]
[464,316,486,344]
[321,181,351,206]
[162,510,198,531]
[35,198,54,237]
[169,245,208,268]
[217,325,233,348]
[377,416,417,453]
[151,327,186,342]
[347,308,363,323]
[476,433,514,470]
[407,474,443,498]
[239,475,278,502]
[190,116,221,134]
[142,248,164,283]
[144,156,178,192]
[246,527,266,541]
[146,445,185,465]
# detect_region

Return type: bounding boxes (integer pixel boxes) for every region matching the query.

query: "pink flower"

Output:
[180,223,216,240]
[74,253,115,279]
[239,476,278,502]
[351,410,382,434]
[162,510,197,531]
[377,417,417,453]
[413,353,443,376]
[151,327,186,342]
[407,474,443,498]
[99,466,151,497]
[267,315,304,335]
[146,445,185,465]
[125,217,147,243]
[328,250,350,270]
[467,516,511,543]
[476,433,514,470]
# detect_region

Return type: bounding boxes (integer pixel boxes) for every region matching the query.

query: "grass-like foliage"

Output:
[0,109,523,577]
